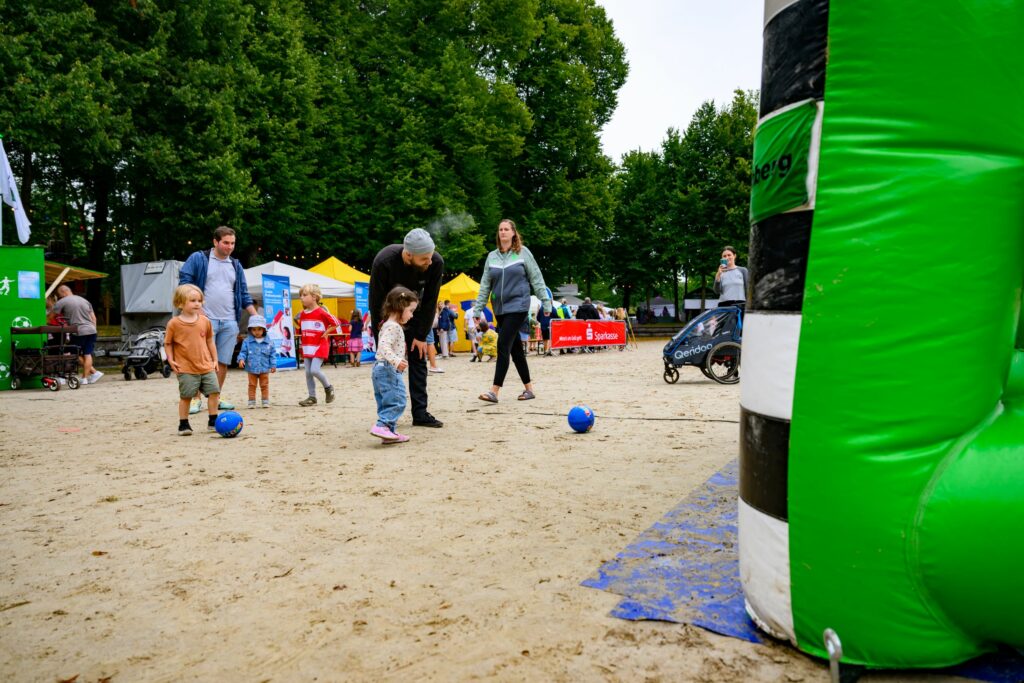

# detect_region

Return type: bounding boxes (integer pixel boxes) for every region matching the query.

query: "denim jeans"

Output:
[209,318,239,366]
[372,361,407,431]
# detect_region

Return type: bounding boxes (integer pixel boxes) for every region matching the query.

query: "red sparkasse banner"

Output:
[549,320,626,349]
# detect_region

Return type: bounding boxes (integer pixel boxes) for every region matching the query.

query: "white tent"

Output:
[243,261,355,300]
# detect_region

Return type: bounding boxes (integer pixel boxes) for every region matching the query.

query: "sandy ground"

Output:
[0,341,958,682]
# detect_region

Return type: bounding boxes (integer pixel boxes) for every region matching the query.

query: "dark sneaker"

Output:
[325,386,336,404]
[298,396,317,407]
[178,424,193,436]
[412,413,443,428]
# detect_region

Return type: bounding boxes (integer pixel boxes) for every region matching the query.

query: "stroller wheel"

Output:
[134,367,148,380]
[663,366,680,384]
[67,375,81,389]
[123,368,132,381]
[47,378,61,392]
[161,363,172,378]
[705,341,741,385]
[9,376,20,390]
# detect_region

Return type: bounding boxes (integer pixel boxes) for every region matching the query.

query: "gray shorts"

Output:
[177,371,220,399]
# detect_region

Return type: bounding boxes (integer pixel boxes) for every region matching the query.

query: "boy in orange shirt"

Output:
[165,284,220,436]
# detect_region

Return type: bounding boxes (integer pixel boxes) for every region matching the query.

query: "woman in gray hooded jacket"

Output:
[472,219,552,402]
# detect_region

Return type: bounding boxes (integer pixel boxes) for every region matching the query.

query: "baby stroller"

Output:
[662,306,742,385]
[9,325,82,391]
[114,326,172,380]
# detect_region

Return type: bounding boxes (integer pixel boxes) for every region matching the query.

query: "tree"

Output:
[505,0,627,286]
[608,149,664,310]
[661,90,757,310]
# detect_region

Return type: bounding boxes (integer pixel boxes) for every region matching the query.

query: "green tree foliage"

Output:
[506,0,626,286]
[608,90,757,312]
[608,150,664,310]
[3,0,625,283]
[662,90,758,295]
[1,1,753,317]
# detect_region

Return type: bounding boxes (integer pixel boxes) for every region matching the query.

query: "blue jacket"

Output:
[178,249,254,323]
[237,336,277,374]
[438,307,457,331]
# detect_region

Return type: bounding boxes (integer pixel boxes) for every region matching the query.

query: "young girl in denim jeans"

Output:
[370,286,419,443]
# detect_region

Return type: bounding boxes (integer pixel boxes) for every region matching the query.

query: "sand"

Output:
[0,341,951,682]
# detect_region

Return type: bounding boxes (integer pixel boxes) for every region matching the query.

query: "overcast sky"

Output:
[597,0,764,162]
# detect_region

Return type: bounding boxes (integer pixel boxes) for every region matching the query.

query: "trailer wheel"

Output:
[705,342,741,385]
[67,376,80,390]
[10,376,20,390]
[47,378,60,392]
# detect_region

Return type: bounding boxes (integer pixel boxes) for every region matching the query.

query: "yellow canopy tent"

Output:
[438,273,491,352]
[306,257,370,321]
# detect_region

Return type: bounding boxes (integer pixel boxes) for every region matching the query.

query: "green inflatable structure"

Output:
[740,0,1023,669]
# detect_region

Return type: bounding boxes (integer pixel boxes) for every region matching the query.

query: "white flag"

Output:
[0,139,32,244]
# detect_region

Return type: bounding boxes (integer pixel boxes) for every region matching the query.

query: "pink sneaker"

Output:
[370,424,398,441]
[384,432,410,444]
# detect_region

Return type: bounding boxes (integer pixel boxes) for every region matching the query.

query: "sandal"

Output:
[517,390,535,401]
[478,391,499,403]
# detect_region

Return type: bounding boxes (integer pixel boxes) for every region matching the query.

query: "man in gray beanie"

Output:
[369,228,445,427]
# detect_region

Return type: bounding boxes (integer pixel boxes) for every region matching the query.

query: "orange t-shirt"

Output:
[165,314,216,374]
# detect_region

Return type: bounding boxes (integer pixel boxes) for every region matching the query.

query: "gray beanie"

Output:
[403,228,435,256]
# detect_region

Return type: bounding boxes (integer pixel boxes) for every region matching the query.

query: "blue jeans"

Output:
[210,318,239,366]
[372,362,407,431]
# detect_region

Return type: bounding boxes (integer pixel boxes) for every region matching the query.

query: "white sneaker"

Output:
[428,366,445,374]
[89,371,104,384]
[79,376,89,385]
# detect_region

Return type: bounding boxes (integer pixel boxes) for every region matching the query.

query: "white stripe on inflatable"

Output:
[740,312,801,421]
[756,97,816,126]
[805,100,824,209]
[763,0,804,29]
[739,498,796,643]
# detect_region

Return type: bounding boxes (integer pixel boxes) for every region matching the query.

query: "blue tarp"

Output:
[582,458,1024,682]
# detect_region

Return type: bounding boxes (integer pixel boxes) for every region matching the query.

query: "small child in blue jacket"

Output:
[238,314,277,408]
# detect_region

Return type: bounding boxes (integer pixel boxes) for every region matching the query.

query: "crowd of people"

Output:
[38,221,747,446]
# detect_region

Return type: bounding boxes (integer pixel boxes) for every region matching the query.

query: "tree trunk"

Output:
[86,169,112,303]
[622,284,632,312]
[672,260,680,322]
[19,148,33,218]
[679,269,686,321]
[700,274,707,312]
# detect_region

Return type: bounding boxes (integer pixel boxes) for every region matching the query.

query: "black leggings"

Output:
[493,311,531,388]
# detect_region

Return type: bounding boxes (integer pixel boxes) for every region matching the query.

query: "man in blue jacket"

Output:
[178,225,257,411]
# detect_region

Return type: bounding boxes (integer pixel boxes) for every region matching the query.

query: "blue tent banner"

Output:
[355,281,375,362]
[263,274,296,370]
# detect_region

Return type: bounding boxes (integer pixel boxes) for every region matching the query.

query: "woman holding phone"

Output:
[714,245,749,308]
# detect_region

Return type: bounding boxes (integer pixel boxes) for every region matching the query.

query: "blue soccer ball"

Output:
[568,405,595,433]
[215,411,244,438]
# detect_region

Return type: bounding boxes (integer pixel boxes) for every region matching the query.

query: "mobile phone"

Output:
[720,258,728,267]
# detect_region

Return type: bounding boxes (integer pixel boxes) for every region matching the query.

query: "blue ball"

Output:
[215,410,244,438]
[568,405,595,433]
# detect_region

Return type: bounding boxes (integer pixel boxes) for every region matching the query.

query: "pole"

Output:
[0,132,4,246]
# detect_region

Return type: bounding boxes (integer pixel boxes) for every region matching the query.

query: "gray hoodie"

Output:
[472,246,551,316]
